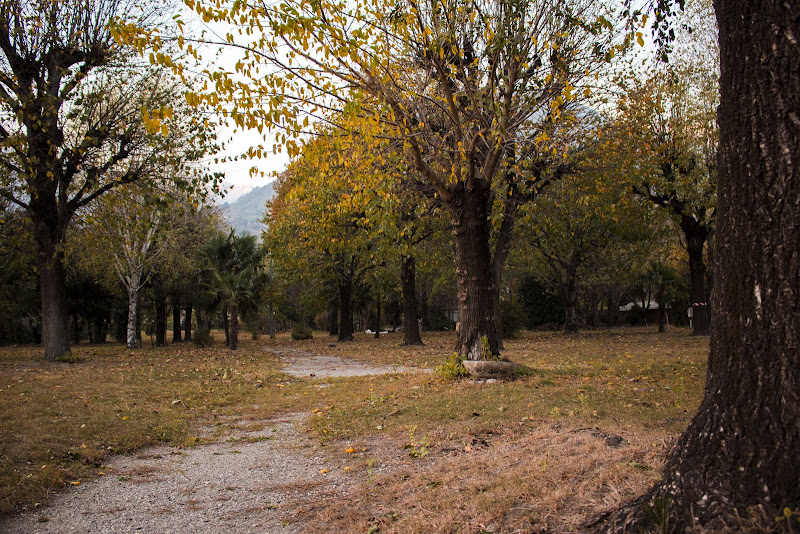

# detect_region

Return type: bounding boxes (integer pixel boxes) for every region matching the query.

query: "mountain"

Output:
[221,183,276,236]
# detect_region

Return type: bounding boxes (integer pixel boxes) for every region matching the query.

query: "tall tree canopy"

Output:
[0,0,219,360]
[168,0,620,359]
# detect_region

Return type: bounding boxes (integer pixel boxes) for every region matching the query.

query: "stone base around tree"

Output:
[463,360,517,379]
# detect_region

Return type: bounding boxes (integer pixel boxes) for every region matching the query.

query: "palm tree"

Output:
[201,231,267,350]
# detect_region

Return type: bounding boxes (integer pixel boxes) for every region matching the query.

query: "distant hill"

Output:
[221,183,276,236]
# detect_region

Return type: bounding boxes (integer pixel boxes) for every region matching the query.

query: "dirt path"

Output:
[1,350,423,534]
[267,347,426,378]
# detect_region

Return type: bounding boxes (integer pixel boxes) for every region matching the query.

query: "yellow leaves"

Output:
[319,467,331,474]
[344,447,357,454]
[636,32,645,47]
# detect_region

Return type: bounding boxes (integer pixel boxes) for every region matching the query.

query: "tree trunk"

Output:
[229,303,239,350]
[656,290,667,333]
[184,307,192,341]
[563,275,579,334]
[374,291,381,339]
[338,281,354,341]
[72,312,80,345]
[419,286,430,332]
[172,301,182,343]
[685,226,711,335]
[155,296,167,347]
[126,286,139,349]
[329,301,339,336]
[34,224,71,361]
[401,255,423,346]
[222,306,230,346]
[610,1,800,529]
[450,188,499,360]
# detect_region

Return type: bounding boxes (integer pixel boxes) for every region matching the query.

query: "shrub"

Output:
[500,299,527,339]
[291,323,313,340]
[435,352,469,380]
[519,276,564,328]
[193,328,213,347]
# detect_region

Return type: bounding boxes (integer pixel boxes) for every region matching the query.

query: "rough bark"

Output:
[184,307,192,341]
[604,1,800,529]
[172,302,182,343]
[400,255,423,346]
[338,282,354,341]
[450,187,499,360]
[34,220,71,361]
[126,285,139,349]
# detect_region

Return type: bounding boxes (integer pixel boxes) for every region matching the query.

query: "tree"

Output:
[264,130,387,341]
[170,0,619,360]
[600,0,800,529]
[521,169,656,333]
[79,184,178,348]
[0,0,219,360]
[201,230,267,350]
[607,63,717,335]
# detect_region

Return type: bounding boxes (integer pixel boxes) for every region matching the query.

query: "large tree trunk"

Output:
[450,188,499,360]
[400,255,423,346]
[34,223,71,361]
[229,303,239,350]
[607,1,800,529]
[155,295,167,347]
[172,300,182,343]
[685,226,711,335]
[338,281,354,341]
[184,307,192,341]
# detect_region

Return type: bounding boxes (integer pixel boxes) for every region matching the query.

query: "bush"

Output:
[193,328,213,347]
[427,307,456,331]
[500,299,527,339]
[519,276,564,328]
[435,352,469,380]
[291,323,313,340]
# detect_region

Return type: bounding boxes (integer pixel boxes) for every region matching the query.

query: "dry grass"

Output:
[1,325,710,532]
[0,334,319,515]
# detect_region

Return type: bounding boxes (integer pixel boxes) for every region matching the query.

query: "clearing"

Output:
[0,328,707,532]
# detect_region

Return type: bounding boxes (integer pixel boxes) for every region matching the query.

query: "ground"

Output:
[0,328,708,533]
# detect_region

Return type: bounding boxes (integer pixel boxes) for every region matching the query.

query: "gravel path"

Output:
[268,347,426,378]
[1,349,425,534]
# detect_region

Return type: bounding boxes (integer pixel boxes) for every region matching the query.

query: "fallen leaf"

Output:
[344,447,356,454]
[319,468,330,474]
[70,481,80,486]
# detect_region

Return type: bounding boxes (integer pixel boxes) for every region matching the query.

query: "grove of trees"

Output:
[2,0,798,529]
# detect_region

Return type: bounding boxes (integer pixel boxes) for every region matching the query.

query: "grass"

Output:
[0,326,709,531]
